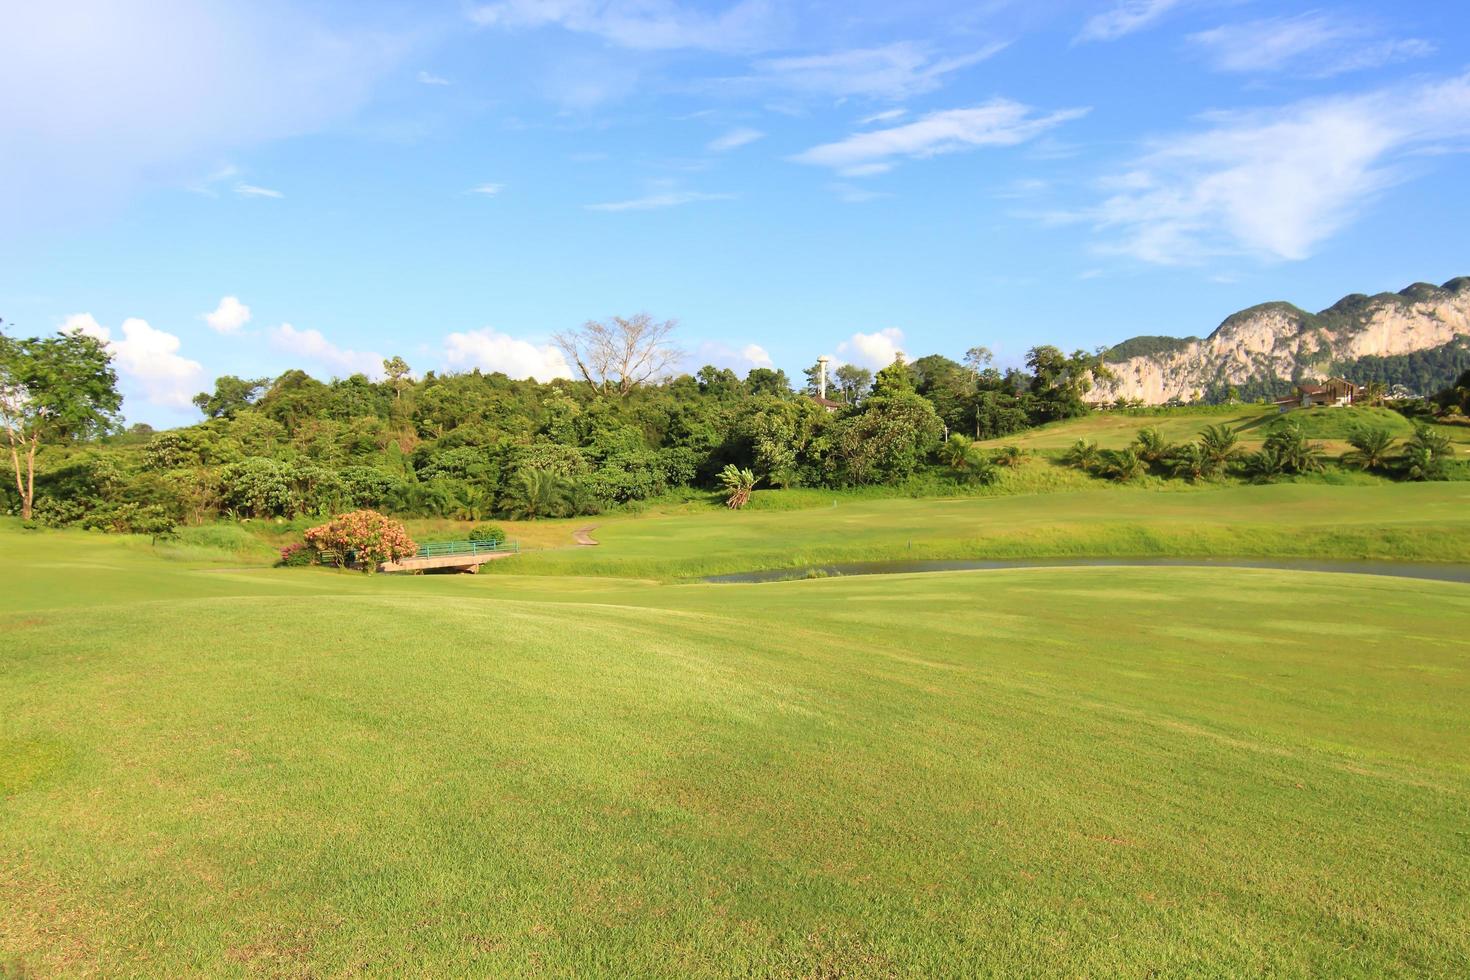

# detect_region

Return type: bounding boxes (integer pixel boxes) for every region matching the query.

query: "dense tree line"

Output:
[2,315,1110,529]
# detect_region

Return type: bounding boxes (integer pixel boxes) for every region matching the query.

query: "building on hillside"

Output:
[1274,377,1364,412]
[809,394,844,412]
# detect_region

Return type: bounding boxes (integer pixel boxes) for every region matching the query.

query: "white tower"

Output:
[817,355,832,400]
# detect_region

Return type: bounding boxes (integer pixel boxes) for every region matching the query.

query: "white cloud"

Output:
[269,323,383,378]
[707,127,764,152]
[837,328,905,369]
[745,42,1006,101]
[859,108,907,126]
[742,344,773,368]
[586,190,734,212]
[1188,14,1433,77]
[203,296,251,334]
[1077,0,1187,43]
[417,70,450,85]
[234,183,283,199]
[0,1,402,224]
[1075,72,1470,263]
[63,313,204,408]
[443,328,572,380]
[469,183,505,196]
[467,0,781,54]
[689,341,775,374]
[792,100,1089,174]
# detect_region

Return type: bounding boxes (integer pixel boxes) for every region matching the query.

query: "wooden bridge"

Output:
[379,539,519,574]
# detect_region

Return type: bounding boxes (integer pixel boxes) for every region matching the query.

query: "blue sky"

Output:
[3,0,1468,425]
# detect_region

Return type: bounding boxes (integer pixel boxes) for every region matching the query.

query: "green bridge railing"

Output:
[413,539,519,559]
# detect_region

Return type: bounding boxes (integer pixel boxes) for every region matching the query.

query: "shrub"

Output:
[468,524,507,546]
[304,509,416,572]
[277,542,317,567]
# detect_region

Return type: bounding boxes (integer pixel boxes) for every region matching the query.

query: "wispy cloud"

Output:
[1,2,402,225]
[269,323,382,377]
[743,41,1006,101]
[1066,71,1470,264]
[469,183,505,196]
[792,100,1089,175]
[188,164,241,197]
[829,183,889,204]
[467,0,782,54]
[586,190,734,212]
[1187,13,1433,77]
[1076,0,1187,44]
[417,70,450,85]
[235,183,283,199]
[707,127,764,152]
[859,108,907,126]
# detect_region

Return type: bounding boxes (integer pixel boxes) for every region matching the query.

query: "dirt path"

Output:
[572,526,599,546]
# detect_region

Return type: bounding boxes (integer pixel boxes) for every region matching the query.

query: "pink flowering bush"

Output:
[304,510,417,573]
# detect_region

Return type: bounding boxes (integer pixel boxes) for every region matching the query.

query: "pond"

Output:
[705,558,1470,585]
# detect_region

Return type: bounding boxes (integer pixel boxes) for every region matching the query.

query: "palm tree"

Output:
[1342,428,1395,472]
[1062,439,1100,471]
[719,464,758,509]
[1132,427,1170,469]
[1197,424,1240,476]
[995,445,1025,468]
[942,434,975,471]
[503,469,568,520]
[1098,447,1145,482]
[1364,380,1388,406]
[1248,446,1287,480]
[565,480,602,517]
[1399,426,1453,481]
[1168,443,1207,482]
[1262,420,1323,474]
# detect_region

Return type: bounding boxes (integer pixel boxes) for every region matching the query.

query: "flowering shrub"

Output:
[304,510,417,573]
[276,542,316,567]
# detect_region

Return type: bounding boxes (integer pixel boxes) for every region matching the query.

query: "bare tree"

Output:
[552,314,681,397]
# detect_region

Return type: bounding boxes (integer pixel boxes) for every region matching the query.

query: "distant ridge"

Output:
[1096,278,1470,404]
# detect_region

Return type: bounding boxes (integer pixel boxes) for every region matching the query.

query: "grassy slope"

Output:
[490,482,1470,578]
[2,528,1468,976]
[979,405,1470,456]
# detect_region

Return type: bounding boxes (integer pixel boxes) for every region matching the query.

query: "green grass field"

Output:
[978,404,1470,457]
[495,481,1470,579]
[4,494,1470,975]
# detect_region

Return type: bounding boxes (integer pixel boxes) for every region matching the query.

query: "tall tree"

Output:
[833,364,872,404]
[552,313,681,397]
[0,327,122,519]
[383,356,412,400]
[192,375,268,418]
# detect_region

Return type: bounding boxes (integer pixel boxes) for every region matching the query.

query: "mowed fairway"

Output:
[3,527,1469,976]
[502,482,1470,578]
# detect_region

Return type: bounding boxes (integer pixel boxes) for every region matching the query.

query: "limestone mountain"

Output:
[1095,277,1470,404]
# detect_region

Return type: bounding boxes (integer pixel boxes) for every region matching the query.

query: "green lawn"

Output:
[496,481,1470,578]
[2,524,1469,976]
[977,404,1470,457]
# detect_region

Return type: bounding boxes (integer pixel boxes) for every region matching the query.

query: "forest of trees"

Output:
[2,316,1110,531]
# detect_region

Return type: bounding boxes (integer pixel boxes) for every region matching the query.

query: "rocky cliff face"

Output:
[1094,278,1470,404]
